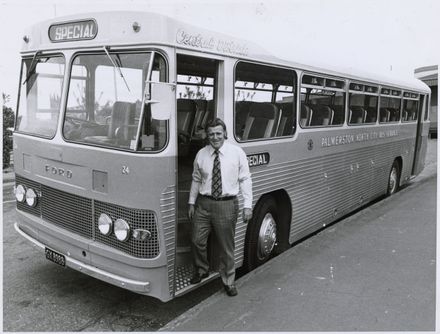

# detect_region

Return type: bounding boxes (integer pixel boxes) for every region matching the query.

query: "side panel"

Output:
[236,124,417,247]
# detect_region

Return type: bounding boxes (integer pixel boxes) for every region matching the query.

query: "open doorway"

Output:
[175,54,219,292]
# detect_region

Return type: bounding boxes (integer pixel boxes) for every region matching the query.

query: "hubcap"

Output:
[389,166,398,194]
[257,213,277,260]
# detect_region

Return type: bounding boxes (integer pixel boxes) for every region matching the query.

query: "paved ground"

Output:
[161,139,437,331]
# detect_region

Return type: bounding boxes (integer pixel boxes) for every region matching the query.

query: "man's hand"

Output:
[188,204,195,221]
[243,208,252,223]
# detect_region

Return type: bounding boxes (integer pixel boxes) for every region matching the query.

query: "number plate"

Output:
[45,248,66,267]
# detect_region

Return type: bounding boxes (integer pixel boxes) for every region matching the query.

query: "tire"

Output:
[387,160,400,195]
[244,197,279,270]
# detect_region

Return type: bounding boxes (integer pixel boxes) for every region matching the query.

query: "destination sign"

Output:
[49,20,97,42]
[247,152,270,167]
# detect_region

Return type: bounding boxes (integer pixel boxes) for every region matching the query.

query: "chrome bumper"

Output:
[14,222,150,293]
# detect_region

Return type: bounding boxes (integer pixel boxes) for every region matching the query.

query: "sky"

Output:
[0,0,439,108]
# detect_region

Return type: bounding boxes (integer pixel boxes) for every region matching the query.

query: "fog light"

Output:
[114,218,130,241]
[132,229,152,241]
[25,188,38,207]
[15,184,26,202]
[98,213,113,236]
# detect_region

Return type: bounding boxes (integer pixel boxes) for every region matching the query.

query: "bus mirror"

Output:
[149,83,174,120]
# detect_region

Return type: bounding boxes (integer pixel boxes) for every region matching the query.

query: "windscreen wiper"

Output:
[22,51,41,85]
[103,46,130,92]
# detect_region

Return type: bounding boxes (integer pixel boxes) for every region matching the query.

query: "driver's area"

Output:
[63,50,167,152]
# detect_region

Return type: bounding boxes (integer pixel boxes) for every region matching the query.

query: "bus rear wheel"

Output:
[387,160,400,195]
[245,197,278,270]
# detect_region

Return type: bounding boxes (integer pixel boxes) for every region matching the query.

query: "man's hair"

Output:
[205,118,228,139]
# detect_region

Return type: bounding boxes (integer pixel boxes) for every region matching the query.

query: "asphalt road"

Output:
[3,139,437,331]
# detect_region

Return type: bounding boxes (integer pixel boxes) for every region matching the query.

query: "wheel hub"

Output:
[389,167,398,193]
[257,213,277,260]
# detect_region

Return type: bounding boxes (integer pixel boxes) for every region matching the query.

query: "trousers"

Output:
[191,195,239,286]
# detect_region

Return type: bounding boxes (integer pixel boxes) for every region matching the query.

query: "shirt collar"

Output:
[209,143,226,156]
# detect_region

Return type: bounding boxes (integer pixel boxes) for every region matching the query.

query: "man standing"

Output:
[188,118,253,296]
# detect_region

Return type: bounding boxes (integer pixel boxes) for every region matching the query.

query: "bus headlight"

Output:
[15,184,26,203]
[114,218,130,242]
[98,213,113,236]
[25,188,38,207]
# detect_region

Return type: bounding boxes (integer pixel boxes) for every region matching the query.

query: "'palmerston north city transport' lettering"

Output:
[49,20,97,42]
[176,29,249,56]
[321,130,399,147]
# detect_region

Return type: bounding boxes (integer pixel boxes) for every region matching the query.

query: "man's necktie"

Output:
[211,150,222,198]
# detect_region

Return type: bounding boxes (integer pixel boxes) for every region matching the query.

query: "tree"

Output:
[3,93,15,169]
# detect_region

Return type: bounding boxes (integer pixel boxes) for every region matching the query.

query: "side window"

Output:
[300,75,345,128]
[402,96,419,122]
[348,83,378,125]
[379,88,401,123]
[234,62,296,141]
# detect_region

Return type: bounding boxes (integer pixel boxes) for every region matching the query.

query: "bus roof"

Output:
[21,11,430,94]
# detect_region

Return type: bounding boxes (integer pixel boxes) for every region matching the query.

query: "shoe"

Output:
[190,272,209,284]
[223,284,238,296]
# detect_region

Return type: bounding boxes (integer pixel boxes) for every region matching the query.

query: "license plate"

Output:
[45,248,66,267]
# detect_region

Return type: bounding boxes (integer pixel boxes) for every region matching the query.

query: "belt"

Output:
[200,194,236,201]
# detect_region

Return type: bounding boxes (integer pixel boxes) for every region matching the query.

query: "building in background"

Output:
[415,65,438,138]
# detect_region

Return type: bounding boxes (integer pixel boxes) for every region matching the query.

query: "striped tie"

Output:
[211,150,222,199]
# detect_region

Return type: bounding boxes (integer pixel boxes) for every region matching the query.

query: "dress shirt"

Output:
[189,141,253,208]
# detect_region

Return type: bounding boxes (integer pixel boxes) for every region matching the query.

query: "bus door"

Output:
[412,94,429,175]
[175,54,220,289]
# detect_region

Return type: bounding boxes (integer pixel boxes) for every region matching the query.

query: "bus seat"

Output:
[194,100,207,132]
[202,100,215,128]
[349,106,365,124]
[177,99,197,137]
[310,104,334,126]
[402,110,408,121]
[389,108,399,122]
[109,101,136,140]
[365,107,377,123]
[300,104,312,127]
[380,108,390,122]
[235,101,253,138]
[177,99,197,157]
[242,103,279,140]
[276,102,294,136]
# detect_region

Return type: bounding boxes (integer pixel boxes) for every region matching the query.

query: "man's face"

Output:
[207,125,225,150]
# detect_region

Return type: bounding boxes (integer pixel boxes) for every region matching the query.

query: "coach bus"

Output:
[13,11,430,302]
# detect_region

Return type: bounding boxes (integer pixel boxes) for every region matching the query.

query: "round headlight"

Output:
[15,184,26,202]
[114,218,130,242]
[25,188,38,207]
[98,213,113,236]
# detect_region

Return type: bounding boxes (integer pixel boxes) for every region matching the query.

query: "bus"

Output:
[13,11,430,302]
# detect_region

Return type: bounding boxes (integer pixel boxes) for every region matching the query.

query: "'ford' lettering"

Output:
[49,20,97,42]
[45,165,73,179]
[247,153,270,167]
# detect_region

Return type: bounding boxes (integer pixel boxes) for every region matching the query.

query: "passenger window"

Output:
[402,98,418,122]
[379,91,401,123]
[300,75,345,127]
[234,62,296,141]
[348,84,378,125]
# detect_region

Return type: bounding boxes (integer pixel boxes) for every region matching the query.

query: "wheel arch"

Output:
[245,189,292,258]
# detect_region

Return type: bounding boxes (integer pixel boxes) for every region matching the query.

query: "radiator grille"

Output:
[15,175,160,258]
[42,184,92,238]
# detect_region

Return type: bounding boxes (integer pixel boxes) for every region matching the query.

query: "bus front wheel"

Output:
[387,160,400,195]
[245,197,278,270]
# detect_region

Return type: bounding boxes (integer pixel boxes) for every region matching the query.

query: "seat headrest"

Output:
[249,103,277,119]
